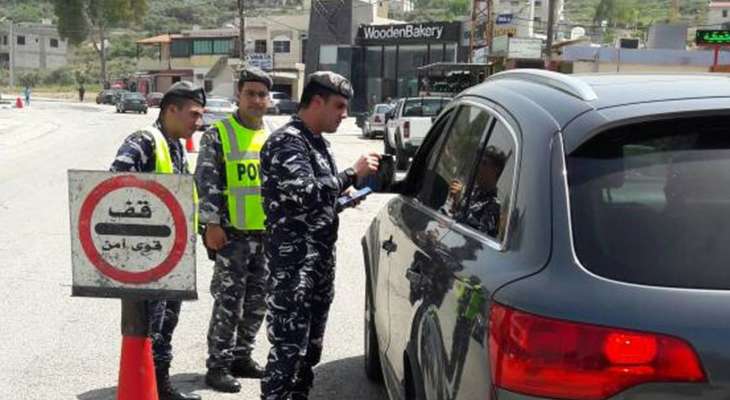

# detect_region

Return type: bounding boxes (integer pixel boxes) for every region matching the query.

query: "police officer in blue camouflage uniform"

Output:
[110,81,205,400]
[259,71,380,400]
[195,67,272,393]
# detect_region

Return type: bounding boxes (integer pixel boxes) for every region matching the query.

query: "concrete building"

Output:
[135,14,308,99]
[707,1,730,28]
[0,22,69,71]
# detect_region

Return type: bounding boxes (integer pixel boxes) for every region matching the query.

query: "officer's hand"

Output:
[352,152,380,178]
[205,224,228,251]
[343,186,364,207]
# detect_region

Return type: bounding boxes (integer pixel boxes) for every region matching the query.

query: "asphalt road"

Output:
[0,101,392,400]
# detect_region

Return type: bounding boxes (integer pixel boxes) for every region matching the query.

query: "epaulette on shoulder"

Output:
[283,125,301,137]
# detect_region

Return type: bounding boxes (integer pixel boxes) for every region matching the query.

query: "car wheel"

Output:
[364,280,383,382]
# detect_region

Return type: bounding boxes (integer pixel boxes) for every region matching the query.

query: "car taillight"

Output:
[403,121,410,139]
[374,115,381,123]
[488,303,705,400]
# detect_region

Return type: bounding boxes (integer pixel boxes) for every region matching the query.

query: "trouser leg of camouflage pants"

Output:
[261,256,335,400]
[148,299,182,368]
[206,236,267,369]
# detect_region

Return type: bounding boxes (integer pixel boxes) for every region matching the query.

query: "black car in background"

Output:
[363,70,730,400]
[116,92,148,114]
[96,89,117,105]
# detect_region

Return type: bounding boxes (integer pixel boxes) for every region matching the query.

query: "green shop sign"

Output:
[696,30,730,45]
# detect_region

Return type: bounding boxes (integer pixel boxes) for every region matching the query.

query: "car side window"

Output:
[403,108,455,193]
[461,120,517,242]
[417,105,492,218]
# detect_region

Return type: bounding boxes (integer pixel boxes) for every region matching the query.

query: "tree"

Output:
[52,0,147,85]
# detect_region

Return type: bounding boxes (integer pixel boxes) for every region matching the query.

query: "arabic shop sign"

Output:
[696,30,730,45]
[68,170,197,300]
[357,22,461,45]
[496,14,513,25]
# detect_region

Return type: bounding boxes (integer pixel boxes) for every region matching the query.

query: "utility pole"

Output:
[670,0,680,23]
[237,0,246,65]
[545,0,557,63]
[528,0,536,38]
[469,0,491,62]
[9,19,15,88]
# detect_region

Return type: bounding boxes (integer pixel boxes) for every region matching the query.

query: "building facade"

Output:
[707,1,730,29]
[0,22,68,72]
[136,14,308,99]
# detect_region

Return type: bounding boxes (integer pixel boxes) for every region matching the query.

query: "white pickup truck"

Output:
[384,96,451,170]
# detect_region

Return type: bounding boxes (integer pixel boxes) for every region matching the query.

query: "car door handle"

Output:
[382,236,397,255]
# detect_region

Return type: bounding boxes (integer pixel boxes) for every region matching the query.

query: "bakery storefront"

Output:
[355,21,464,103]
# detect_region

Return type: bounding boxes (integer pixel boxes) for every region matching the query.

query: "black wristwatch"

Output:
[344,167,357,186]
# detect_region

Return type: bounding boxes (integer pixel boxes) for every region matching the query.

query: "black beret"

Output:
[239,67,273,90]
[161,81,206,108]
[305,71,353,99]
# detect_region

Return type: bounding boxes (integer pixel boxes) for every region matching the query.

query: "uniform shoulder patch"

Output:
[284,125,301,136]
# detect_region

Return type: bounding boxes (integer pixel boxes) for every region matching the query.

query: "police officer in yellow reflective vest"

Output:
[195,67,272,393]
[110,81,205,400]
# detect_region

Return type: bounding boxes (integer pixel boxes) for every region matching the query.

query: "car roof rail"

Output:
[488,69,598,101]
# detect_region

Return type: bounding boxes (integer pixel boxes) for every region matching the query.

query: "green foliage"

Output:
[565,0,708,28]
[18,70,42,88]
[0,0,55,23]
[43,66,75,85]
[403,0,470,22]
[52,0,148,45]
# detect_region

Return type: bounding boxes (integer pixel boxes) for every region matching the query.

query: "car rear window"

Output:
[272,93,289,100]
[375,105,390,113]
[207,99,232,108]
[567,116,730,289]
[403,98,448,117]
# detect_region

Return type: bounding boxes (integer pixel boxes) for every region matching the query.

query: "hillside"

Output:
[563,0,708,28]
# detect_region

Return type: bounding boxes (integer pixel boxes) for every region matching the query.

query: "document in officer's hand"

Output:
[337,187,373,209]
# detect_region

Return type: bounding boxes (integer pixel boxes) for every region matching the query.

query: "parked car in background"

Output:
[146,92,163,107]
[363,70,730,400]
[96,89,117,105]
[115,92,148,114]
[111,89,131,105]
[201,97,236,131]
[267,91,298,115]
[362,103,393,139]
[384,96,451,170]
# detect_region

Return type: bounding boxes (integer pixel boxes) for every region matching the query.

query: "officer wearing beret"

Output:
[110,81,205,400]
[195,67,272,393]
[259,71,380,399]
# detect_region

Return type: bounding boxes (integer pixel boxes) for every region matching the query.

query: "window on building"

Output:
[273,40,291,54]
[534,16,542,23]
[2,35,7,45]
[171,40,191,57]
[255,40,267,53]
[724,9,728,18]
[192,39,213,55]
[17,35,25,45]
[50,38,59,48]
[212,39,231,54]
[535,0,542,6]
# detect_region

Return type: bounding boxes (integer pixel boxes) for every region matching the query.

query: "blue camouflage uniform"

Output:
[194,112,268,371]
[109,119,189,370]
[259,116,356,400]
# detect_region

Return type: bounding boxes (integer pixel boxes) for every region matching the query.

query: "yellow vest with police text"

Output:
[215,116,267,231]
[148,126,199,229]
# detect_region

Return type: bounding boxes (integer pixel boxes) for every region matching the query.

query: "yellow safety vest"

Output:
[148,127,199,229]
[215,116,267,231]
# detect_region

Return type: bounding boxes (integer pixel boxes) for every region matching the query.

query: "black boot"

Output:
[205,368,241,393]
[230,358,265,379]
[155,368,201,400]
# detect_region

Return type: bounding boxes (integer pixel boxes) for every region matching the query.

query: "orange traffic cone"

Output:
[185,135,196,153]
[117,336,158,400]
[15,97,23,108]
